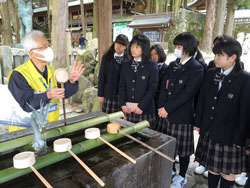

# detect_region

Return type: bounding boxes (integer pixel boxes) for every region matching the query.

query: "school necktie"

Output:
[131,60,141,72]
[114,55,124,64]
[214,72,226,83]
[173,61,182,71]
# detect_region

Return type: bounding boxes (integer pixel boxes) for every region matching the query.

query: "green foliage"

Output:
[233,0,250,9]
[234,23,250,38]
[165,19,204,52]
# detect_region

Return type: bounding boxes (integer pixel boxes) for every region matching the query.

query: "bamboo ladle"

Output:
[54,68,68,126]
[107,123,175,163]
[85,128,136,164]
[13,151,53,188]
[53,138,105,187]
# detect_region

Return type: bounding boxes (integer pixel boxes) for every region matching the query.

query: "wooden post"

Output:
[97,0,112,66]
[120,0,123,17]
[93,0,98,38]
[80,0,86,35]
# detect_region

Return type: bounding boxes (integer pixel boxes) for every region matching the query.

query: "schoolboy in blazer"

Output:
[119,34,158,125]
[195,36,250,188]
[98,34,129,113]
[157,32,204,188]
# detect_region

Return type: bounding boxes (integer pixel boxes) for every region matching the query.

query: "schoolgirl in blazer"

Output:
[150,44,168,109]
[157,32,204,188]
[195,36,250,188]
[98,34,129,113]
[119,34,158,125]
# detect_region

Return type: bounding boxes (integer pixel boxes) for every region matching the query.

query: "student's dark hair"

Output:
[103,34,129,61]
[173,32,197,56]
[128,34,150,62]
[194,37,205,64]
[213,35,227,45]
[212,35,243,73]
[150,44,166,63]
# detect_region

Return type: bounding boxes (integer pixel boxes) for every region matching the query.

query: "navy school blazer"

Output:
[195,67,250,146]
[155,63,168,108]
[98,56,122,100]
[158,57,204,124]
[119,59,159,114]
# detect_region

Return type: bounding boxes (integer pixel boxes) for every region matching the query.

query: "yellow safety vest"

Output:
[8,59,60,132]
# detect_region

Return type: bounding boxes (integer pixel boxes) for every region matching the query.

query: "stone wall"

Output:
[165,10,205,52]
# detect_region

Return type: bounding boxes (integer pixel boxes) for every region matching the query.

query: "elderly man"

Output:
[8,30,84,132]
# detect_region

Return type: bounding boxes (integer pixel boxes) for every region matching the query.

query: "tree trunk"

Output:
[0,1,13,45]
[201,0,216,51]
[156,0,160,13]
[224,0,235,37]
[8,0,20,44]
[183,0,188,6]
[165,0,169,11]
[170,0,173,12]
[80,0,86,35]
[97,0,112,66]
[93,0,98,38]
[146,0,151,13]
[213,0,227,38]
[51,0,68,69]
[47,0,51,35]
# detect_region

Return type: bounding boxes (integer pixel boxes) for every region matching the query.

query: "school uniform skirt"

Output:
[195,131,247,175]
[125,112,156,128]
[102,97,120,114]
[157,118,194,157]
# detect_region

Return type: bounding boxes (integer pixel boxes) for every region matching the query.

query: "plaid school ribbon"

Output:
[173,61,182,71]
[114,55,124,64]
[131,59,141,72]
[158,62,164,70]
[214,72,226,83]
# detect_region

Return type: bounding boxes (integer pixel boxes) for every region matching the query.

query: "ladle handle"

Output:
[98,136,136,164]
[61,83,67,126]
[119,130,175,163]
[67,149,105,187]
[29,165,53,188]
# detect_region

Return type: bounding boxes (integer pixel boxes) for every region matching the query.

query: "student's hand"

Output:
[98,97,104,103]
[122,105,131,114]
[194,127,200,132]
[69,61,85,83]
[158,107,168,118]
[47,88,65,99]
[135,107,143,115]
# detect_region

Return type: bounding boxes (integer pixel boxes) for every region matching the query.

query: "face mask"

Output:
[33,47,54,62]
[174,48,184,59]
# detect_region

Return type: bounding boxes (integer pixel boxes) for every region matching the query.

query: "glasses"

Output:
[31,44,52,51]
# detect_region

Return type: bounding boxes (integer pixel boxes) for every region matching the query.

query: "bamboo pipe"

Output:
[0,112,124,153]
[107,123,175,163]
[0,121,149,184]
